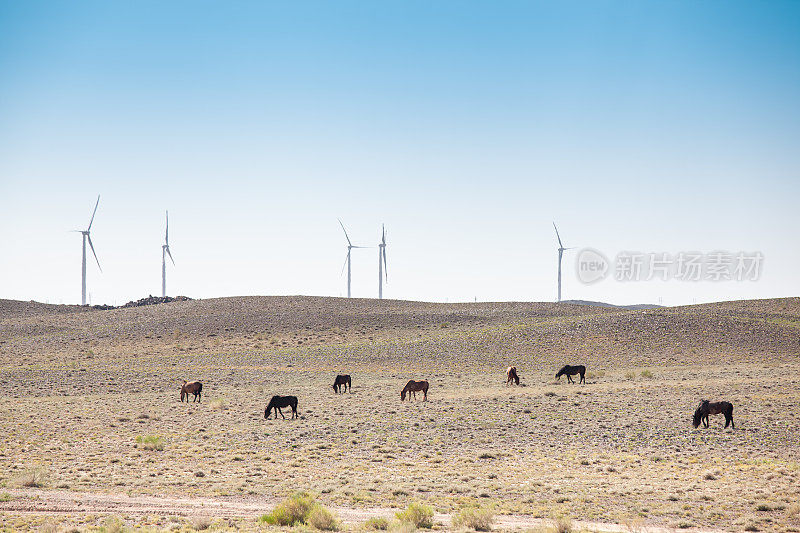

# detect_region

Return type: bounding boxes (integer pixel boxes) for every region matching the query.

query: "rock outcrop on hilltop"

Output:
[90,295,192,310]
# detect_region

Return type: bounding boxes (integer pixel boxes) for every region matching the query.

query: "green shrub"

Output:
[260,492,329,528]
[452,508,494,531]
[364,517,390,530]
[396,502,434,529]
[135,435,164,451]
[624,371,636,380]
[640,370,654,378]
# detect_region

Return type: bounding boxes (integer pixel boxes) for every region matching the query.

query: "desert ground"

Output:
[0,296,798,532]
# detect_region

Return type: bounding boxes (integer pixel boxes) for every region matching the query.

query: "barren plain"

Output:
[0,296,798,532]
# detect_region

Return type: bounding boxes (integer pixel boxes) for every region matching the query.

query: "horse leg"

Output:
[580,373,585,384]
[423,389,427,402]
[567,375,573,384]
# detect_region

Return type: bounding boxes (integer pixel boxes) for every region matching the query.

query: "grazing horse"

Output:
[332,374,351,393]
[693,400,734,429]
[506,366,520,385]
[556,365,586,384]
[264,395,299,419]
[401,380,429,401]
[180,380,203,402]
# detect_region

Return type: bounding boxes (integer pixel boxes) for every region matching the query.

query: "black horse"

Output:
[264,395,299,419]
[693,400,734,429]
[332,374,351,393]
[556,364,586,384]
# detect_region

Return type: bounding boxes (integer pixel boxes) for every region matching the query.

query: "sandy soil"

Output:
[0,296,798,532]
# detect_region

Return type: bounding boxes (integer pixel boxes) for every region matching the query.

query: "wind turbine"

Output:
[338,219,367,298]
[74,195,102,305]
[553,222,574,303]
[162,210,175,297]
[378,224,388,299]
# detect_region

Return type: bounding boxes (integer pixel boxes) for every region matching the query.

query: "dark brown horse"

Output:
[693,400,734,429]
[401,380,429,401]
[506,366,520,385]
[332,374,351,393]
[556,365,585,384]
[180,380,203,402]
[264,395,299,419]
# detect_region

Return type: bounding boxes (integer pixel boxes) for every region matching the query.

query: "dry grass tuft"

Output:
[102,516,126,533]
[190,516,212,530]
[11,467,48,488]
[135,435,164,451]
[308,505,339,531]
[364,517,391,530]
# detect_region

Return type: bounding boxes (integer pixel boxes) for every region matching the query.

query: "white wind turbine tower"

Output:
[553,222,574,303]
[338,219,367,298]
[161,210,175,297]
[73,195,102,305]
[378,224,388,299]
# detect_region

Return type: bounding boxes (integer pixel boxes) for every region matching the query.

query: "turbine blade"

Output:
[87,235,102,272]
[381,224,386,246]
[338,219,352,246]
[87,195,100,231]
[166,246,175,265]
[382,248,388,281]
[552,222,564,248]
[341,251,350,276]
[165,210,169,245]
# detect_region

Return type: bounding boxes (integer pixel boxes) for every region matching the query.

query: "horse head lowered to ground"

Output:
[555,365,586,384]
[693,400,734,429]
[401,380,429,401]
[265,395,299,419]
[180,380,203,402]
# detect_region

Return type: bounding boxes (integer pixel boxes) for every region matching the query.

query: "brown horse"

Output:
[401,380,429,401]
[506,366,520,385]
[180,380,203,402]
[265,395,299,419]
[556,365,586,384]
[693,400,734,429]
[332,374,351,393]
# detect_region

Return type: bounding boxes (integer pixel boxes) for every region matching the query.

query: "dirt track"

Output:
[0,489,724,533]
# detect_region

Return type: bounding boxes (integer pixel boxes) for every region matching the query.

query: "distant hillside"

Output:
[561,299,663,310]
[1,296,798,370]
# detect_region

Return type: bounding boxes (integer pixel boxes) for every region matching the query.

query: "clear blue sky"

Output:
[1,1,798,306]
